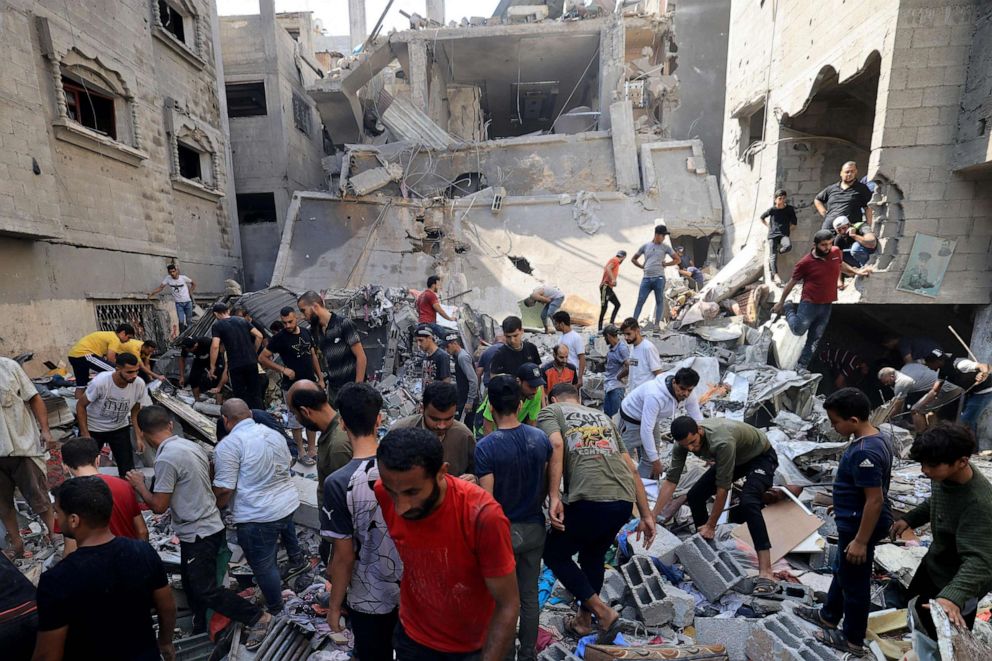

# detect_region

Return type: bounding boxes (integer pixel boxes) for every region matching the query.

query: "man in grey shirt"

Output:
[128,406,272,648]
[445,332,479,428]
[631,224,680,327]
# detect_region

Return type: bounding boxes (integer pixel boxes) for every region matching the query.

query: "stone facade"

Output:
[0,0,240,365]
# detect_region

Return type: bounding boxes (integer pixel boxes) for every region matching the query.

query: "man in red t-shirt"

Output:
[772,230,871,370]
[58,436,147,555]
[375,427,518,660]
[415,275,457,325]
[599,250,626,330]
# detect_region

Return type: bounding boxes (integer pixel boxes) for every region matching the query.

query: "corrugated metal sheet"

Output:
[379,94,458,151]
[174,286,302,345]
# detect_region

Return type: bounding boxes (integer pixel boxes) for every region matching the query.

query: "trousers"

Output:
[236,514,303,613]
[90,427,135,477]
[180,529,262,632]
[820,523,887,646]
[633,276,666,325]
[229,364,263,409]
[599,285,621,330]
[784,301,832,369]
[508,522,546,661]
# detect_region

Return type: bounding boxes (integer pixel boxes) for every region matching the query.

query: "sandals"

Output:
[814,628,866,657]
[595,612,622,645]
[563,614,594,638]
[245,615,272,651]
[794,605,837,630]
[752,576,778,596]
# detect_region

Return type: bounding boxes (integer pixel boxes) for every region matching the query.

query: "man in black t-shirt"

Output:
[760,188,798,284]
[415,325,451,390]
[815,161,873,231]
[259,307,324,465]
[209,302,264,409]
[490,316,541,380]
[0,552,37,660]
[297,291,367,407]
[179,336,226,401]
[33,477,176,661]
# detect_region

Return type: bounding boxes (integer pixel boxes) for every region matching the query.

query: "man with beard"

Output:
[297,291,367,407]
[814,161,873,232]
[375,427,518,660]
[540,345,578,393]
[75,352,146,477]
[391,382,475,481]
[772,230,872,371]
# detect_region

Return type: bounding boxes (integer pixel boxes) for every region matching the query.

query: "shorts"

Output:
[0,457,51,519]
[283,389,302,430]
[68,354,113,388]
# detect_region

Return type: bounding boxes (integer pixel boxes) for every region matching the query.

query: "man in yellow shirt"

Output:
[68,324,134,396]
[118,339,166,384]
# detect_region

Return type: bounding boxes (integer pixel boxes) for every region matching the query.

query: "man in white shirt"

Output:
[528,284,566,334]
[952,356,991,435]
[552,311,586,388]
[148,264,196,330]
[76,353,146,477]
[615,367,702,478]
[618,317,662,392]
[213,399,304,616]
[878,364,962,432]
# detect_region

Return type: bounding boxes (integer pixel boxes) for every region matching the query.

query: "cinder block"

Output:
[694,616,759,661]
[745,612,838,660]
[628,525,682,564]
[599,567,627,606]
[662,584,696,627]
[620,555,671,626]
[673,535,747,603]
[538,641,581,661]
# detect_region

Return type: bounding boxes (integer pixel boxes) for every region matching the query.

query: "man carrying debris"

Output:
[208,302,264,409]
[771,230,872,371]
[444,331,479,428]
[33,477,176,661]
[0,356,55,559]
[127,407,273,648]
[760,188,797,285]
[631,224,680,328]
[878,363,962,431]
[415,325,451,389]
[795,388,893,656]
[374,427,519,659]
[552,311,586,388]
[616,367,702,478]
[475,375,553,661]
[147,263,196,331]
[392,382,475,481]
[602,325,629,417]
[814,161,873,232]
[489,316,541,380]
[656,416,778,591]
[539,383,655,644]
[213,399,307,618]
[617,317,662,392]
[321,384,402,661]
[66,323,134,397]
[415,275,457,327]
[599,250,626,330]
[179,336,226,402]
[540,345,578,393]
[75,352,146,478]
[479,363,545,436]
[890,423,992,637]
[881,334,942,365]
[297,291,368,407]
[259,307,325,467]
[527,284,566,334]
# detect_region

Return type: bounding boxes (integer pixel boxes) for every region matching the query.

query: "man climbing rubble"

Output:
[631,223,680,328]
[147,263,196,331]
[771,229,872,371]
[615,367,702,479]
[297,291,367,407]
[760,188,797,286]
[598,250,625,330]
[391,381,475,481]
[179,336,226,402]
[655,416,778,592]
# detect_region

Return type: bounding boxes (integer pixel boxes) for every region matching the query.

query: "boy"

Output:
[796,388,892,656]
[760,189,798,285]
[890,423,992,636]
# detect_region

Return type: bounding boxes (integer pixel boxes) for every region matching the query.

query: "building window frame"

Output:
[151,0,206,69]
[166,99,224,201]
[226,81,268,118]
[292,92,311,136]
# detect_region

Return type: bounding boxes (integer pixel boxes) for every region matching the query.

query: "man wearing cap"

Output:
[445,331,479,428]
[772,231,872,371]
[631,224,680,328]
[415,324,451,390]
[832,216,877,268]
[599,250,626,330]
[479,363,545,435]
[815,161,874,231]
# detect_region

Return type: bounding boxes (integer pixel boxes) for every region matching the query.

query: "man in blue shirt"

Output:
[602,325,629,417]
[796,388,892,657]
[476,375,552,661]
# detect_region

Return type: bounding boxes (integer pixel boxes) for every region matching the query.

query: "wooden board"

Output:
[732,494,823,563]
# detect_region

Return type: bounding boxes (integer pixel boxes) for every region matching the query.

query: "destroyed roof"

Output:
[174,286,300,344]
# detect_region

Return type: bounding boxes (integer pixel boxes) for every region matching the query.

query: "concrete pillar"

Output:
[408,40,430,112]
[349,0,366,50]
[970,303,992,450]
[427,0,445,24]
[597,13,626,131]
[610,100,640,193]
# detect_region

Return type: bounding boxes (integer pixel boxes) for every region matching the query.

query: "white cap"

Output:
[832,216,851,230]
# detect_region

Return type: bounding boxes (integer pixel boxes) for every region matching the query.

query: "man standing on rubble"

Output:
[416,275,457,327]
[616,367,702,478]
[445,331,479,428]
[479,364,545,436]
[490,316,541,380]
[415,325,451,389]
[475,375,553,660]
[375,427,519,659]
[297,291,367,407]
[760,189,798,285]
[890,423,992,637]
[552,311,586,388]
[392,382,476,481]
[631,224,680,328]
[617,318,662,392]
[213,399,307,618]
[771,230,872,371]
[179,336,226,402]
[528,284,567,334]
[815,161,873,232]
[259,307,324,467]
[658,416,779,591]
[127,406,273,649]
[209,302,264,409]
[540,383,656,643]
[76,352,146,478]
[602,325,629,417]
[0,356,56,559]
[148,263,196,331]
[599,250,626,330]
[67,324,134,398]
[322,383,401,661]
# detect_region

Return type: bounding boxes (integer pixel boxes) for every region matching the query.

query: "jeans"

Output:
[960,391,991,435]
[180,530,262,632]
[686,448,777,551]
[350,608,399,661]
[508,522,546,661]
[541,297,566,328]
[175,301,194,330]
[820,522,887,646]
[543,500,632,604]
[90,427,135,477]
[632,276,666,325]
[394,622,480,660]
[229,364,263,409]
[841,242,872,268]
[784,301,832,369]
[603,388,624,418]
[614,414,662,478]
[599,285,621,330]
[236,514,303,614]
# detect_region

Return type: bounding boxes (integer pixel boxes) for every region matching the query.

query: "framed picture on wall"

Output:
[896,233,955,298]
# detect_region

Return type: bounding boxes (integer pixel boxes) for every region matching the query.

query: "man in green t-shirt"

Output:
[538,383,655,642]
[654,416,778,591]
[478,363,545,435]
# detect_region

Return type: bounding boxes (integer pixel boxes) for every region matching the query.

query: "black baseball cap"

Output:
[517,362,545,388]
[929,349,952,361]
[443,331,460,345]
[415,324,435,339]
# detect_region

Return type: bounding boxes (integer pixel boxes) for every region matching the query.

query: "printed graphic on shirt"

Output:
[561,408,620,455]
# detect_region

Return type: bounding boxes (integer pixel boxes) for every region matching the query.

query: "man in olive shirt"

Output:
[390,381,476,481]
[654,416,778,589]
